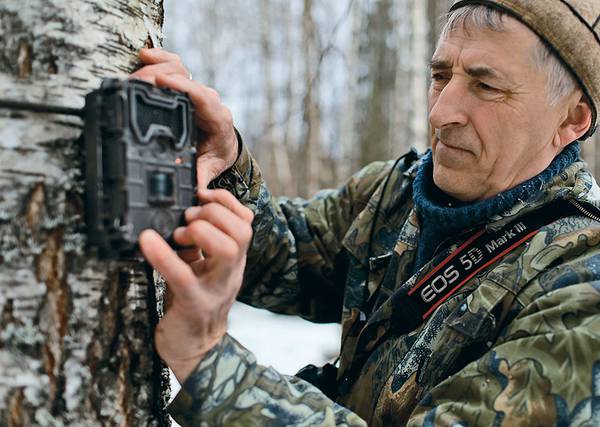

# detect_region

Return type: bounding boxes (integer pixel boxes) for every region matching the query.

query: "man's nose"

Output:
[428,80,469,129]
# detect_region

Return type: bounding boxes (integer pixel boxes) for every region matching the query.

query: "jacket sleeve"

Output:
[406,265,600,425]
[211,137,394,323]
[168,334,368,427]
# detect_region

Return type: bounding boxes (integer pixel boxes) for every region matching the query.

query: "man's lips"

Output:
[437,138,469,152]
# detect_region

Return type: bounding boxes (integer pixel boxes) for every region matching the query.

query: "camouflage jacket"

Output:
[169,143,600,426]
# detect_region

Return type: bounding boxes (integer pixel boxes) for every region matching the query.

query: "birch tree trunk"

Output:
[428,0,453,58]
[408,0,430,153]
[260,0,292,196]
[338,0,362,181]
[300,0,322,198]
[0,1,169,425]
[356,0,396,166]
[390,0,414,156]
[281,1,300,195]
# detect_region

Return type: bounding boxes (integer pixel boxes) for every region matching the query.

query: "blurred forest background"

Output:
[165,0,600,199]
[164,0,447,198]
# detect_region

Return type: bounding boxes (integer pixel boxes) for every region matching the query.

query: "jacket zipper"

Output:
[568,199,600,222]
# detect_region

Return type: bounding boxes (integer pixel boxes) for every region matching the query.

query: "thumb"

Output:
[196,163,213,190]
[196,170,210,191]
[196,156,227,190]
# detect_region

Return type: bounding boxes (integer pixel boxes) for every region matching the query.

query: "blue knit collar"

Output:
[411,142,581,268]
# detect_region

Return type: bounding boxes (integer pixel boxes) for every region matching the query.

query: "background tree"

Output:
[299,0,323,197]
[0,1,169,425]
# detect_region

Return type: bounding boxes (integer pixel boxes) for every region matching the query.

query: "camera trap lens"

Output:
[148,171,175,206]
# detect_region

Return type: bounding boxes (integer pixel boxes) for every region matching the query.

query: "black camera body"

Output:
[84,79,196,258]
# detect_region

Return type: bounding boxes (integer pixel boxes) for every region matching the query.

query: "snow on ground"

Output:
[169,301,341,424]
[227,302,342,373]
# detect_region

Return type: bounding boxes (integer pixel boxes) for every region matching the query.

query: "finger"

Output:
[164,286,174,311]
[139,229,199,299]
[130,61,190,84]
[179,203,252,248]
[140,48,182,65]
[172,220,240,260]
[177,247,203,264]
[187,257,207,276]
[154,75,227,130]
[195,189,254,224]
[130,74,157,85]
[184,207,203,223]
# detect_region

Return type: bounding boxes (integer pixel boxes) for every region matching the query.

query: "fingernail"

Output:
[185,206,202,217]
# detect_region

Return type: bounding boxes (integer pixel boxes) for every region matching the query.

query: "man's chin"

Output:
[432,169,482,202]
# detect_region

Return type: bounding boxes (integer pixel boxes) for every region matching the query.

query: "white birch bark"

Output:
[0,1,169,425]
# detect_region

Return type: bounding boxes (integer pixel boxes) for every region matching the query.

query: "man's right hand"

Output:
[131,48,239,190]
[139,189,254,384]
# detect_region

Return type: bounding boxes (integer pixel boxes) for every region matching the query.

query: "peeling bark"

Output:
[0,1,169,425]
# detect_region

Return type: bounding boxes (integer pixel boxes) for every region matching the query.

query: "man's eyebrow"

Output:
[429,59,451,70]
[465,65,502,79]
[429,60,508,81]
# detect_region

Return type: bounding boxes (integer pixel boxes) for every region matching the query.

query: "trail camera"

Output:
[84,79,196,258]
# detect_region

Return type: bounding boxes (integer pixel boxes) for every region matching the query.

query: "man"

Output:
[134,0,600,425]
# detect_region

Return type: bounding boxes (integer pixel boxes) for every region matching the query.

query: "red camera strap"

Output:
[406,198,589,320]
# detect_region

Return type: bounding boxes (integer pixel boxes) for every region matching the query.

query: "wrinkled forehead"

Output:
[434,11,541,66]
[437,8,538,49]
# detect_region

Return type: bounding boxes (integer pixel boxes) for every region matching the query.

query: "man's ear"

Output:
[556,94,593,147]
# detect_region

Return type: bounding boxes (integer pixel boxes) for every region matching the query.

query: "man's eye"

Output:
[431,73,449,81]
[477,82,498,92]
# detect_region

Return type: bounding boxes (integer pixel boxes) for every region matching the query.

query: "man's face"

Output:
[429,17,570,201]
